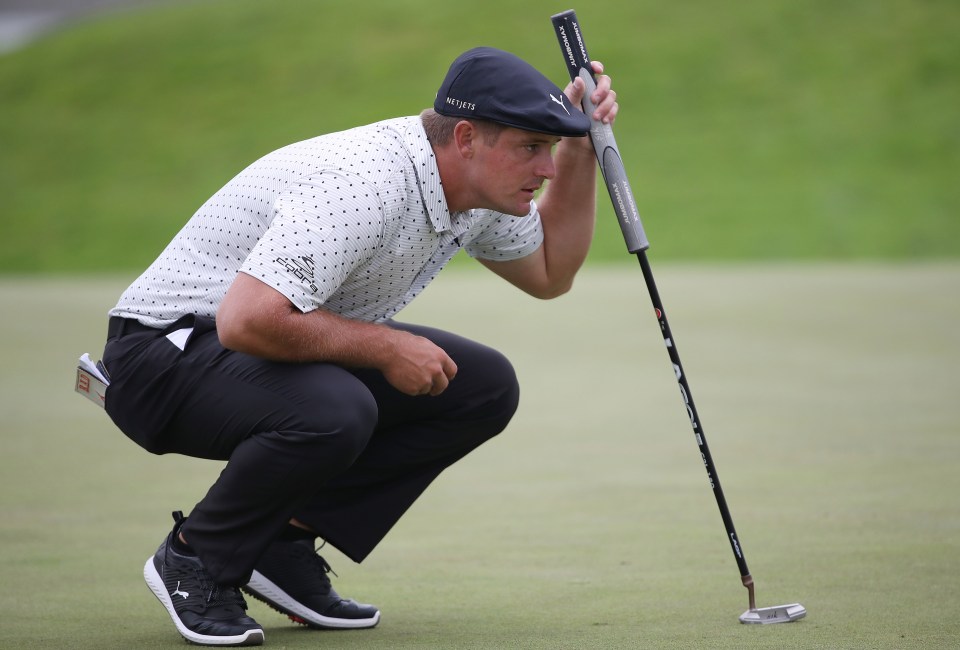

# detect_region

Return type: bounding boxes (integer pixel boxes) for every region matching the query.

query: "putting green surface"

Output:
[1,264,957,649]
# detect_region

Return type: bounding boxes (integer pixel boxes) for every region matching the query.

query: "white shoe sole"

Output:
[144,556,265,646]
[245,569,380,629]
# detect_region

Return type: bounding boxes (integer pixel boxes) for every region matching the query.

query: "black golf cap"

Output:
[434,47,591,137]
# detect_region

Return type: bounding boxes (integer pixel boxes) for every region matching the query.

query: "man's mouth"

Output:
[521,183,542,195]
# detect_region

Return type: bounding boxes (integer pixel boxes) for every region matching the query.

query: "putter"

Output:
[550,9,806,625]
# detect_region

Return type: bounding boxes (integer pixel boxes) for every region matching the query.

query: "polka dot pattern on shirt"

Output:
[110,117,544,326]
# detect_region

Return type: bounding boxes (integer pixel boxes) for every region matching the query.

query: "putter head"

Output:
[739,603,806,624]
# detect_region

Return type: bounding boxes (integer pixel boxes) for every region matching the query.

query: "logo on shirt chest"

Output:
[275,255,318,294]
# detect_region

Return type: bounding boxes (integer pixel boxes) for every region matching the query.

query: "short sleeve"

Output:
[240,171,384,312]
[462,202,544,261]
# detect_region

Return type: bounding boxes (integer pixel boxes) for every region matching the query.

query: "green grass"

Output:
[2,264,959,648]
[1,0,958,272]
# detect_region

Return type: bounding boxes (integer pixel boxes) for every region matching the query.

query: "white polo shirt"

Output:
[110,116,544,327]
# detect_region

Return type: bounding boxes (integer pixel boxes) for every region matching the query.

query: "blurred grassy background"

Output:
[1,0,958,272]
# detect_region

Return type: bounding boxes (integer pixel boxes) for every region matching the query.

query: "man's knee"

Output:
[469,346,520,435]
[268,390,379,468]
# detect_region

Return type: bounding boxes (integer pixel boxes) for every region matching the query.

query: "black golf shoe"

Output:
[143,512,264,646]
[243,537,380,629]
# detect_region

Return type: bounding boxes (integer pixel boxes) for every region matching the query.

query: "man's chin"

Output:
[486,197,533,217]
[507,199,533,217]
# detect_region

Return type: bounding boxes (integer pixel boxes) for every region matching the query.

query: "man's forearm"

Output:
[536,137,598,285]
[220,299,400,368]
[216,272,457,395]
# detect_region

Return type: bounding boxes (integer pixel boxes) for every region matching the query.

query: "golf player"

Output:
[101,47,618,646]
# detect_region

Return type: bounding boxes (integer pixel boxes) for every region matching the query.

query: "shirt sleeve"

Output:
[462,202,544,261]
[239,170,385,313]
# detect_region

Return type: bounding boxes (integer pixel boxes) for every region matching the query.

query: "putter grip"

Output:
[551,10,649,253]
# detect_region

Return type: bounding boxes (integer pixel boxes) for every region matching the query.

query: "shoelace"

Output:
[287,542,340,597]
[194,567,247,608]
[313,538,338,579]
[310,547,340,582]
[315,551,338,579]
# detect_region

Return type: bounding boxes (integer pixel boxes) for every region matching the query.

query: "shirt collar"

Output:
[399,116,460,233]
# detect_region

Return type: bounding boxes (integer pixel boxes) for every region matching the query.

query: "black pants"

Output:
[103,315,519,585]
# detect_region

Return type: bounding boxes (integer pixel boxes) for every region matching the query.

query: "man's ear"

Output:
[453,120,477,159]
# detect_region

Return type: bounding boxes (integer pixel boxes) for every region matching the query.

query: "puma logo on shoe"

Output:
[549,93,570,115]
[172,581,190,600]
